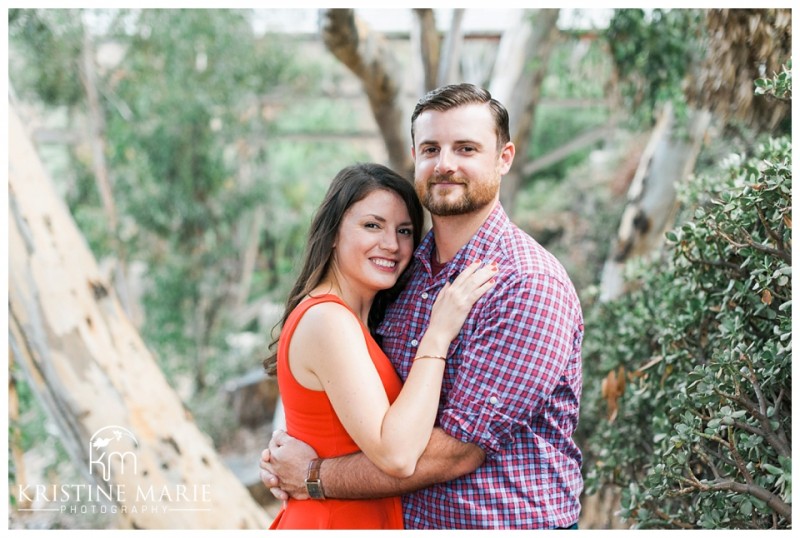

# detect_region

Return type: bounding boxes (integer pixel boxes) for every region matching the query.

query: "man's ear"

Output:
[411,145,416,160]
[498,141,515,175]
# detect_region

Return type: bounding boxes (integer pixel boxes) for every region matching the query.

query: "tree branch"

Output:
[521,120,618,176]
[412,9,439,94]
[727,425,754,484]
[644,502,695,529]
[437,8,465,87]
[319,9,413,177]
[682,252,745,276]
[706,480,791,521]
[718,390,791,459]
[708,220,792,264]
[754,201,785,251]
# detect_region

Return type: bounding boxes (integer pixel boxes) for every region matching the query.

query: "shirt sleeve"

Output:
[438,272,579,459]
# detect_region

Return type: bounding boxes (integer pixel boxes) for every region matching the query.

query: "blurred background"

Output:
[7,7,792,530]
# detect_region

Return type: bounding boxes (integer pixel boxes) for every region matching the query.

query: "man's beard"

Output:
[417,174,501,216]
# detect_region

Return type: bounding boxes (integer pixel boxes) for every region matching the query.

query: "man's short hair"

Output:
[411,83,511,149]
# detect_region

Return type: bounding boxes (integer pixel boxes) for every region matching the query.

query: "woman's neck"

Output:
[312,276,373,325]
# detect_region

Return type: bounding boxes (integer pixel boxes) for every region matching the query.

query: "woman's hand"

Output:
[426,260,497,345]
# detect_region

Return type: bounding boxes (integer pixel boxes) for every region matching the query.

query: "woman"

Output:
[264,163,496,529]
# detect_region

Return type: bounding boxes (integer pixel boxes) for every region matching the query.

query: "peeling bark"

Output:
[600,103,711,301]
[8,103,268,529]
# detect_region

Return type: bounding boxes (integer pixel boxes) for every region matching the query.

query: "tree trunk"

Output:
[412,8,440,94]
[437,9,465,87]
[8,103,268,529]
[489,9,560,213]
[229,144,261,314]
[320,9,413,178]
[600,103,712,301]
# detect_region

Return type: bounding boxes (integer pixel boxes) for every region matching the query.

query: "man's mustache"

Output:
[430,175,466,185]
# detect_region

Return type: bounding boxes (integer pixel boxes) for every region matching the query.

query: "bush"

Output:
[582,128,791,527]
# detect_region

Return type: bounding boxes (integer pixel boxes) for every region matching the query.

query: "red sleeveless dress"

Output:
[268,294,405,529]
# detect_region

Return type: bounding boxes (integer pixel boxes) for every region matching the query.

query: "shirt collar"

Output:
[415,203,510,280]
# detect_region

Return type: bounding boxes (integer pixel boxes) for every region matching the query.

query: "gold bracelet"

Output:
[414,355,446,362]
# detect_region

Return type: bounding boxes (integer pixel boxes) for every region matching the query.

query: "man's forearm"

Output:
[321,428,485,499]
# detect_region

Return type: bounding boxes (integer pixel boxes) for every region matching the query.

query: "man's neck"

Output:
[431,200,498,263]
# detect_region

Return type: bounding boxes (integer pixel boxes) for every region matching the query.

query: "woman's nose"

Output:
[380,231,399,252]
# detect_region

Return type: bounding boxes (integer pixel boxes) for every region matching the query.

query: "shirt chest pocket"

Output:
[376,303,425,363]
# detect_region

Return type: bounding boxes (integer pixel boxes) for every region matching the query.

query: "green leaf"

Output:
[762,463,783,475]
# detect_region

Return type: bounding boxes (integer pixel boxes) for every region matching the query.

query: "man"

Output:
[261,83,584,529]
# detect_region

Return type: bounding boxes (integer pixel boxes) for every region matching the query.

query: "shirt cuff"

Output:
[438,404,525,459]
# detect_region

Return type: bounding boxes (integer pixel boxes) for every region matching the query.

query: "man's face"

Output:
[412,104,513,217]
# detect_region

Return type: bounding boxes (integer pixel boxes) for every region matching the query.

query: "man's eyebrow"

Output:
[454,138,483,147]
[418,138,483,147]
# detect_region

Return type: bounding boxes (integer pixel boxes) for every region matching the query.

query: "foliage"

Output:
[529,103,609,179]
[9,9,375,450]
[755,58,792,101]
[605,9,704,126]
[8,9,85,106]
[688,9,791,134]
[542,31,611,101]
[530,32,614,179]
[95,9,297,388]
[581,77,792,527]
[8,369,77,513]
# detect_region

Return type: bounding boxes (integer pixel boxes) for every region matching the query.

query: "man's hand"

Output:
[259,430,318,501]
[259,447,289,501]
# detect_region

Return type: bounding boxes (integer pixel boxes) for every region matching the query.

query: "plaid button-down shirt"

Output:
[377,203,583,529]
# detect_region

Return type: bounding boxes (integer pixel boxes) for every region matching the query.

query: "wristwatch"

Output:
[305,458,326,500]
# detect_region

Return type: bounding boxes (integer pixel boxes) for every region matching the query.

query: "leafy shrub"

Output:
[582,110,791,527]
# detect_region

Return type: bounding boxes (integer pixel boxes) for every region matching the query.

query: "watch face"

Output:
[306,480,324,499]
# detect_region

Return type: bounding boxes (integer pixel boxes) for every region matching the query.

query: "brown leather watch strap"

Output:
[307,458,323,481]
[305,458,325,499]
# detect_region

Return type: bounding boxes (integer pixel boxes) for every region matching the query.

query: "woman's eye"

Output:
[399,228,413,236]
[365,222,380,229]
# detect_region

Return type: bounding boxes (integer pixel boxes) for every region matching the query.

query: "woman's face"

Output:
[331,189,415,295]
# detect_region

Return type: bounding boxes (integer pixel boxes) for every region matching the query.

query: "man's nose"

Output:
[435,150,455,176]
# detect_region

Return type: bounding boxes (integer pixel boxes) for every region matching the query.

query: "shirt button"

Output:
[411,339,419,346]
[489,396,499,406]
[421,292,429,299]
